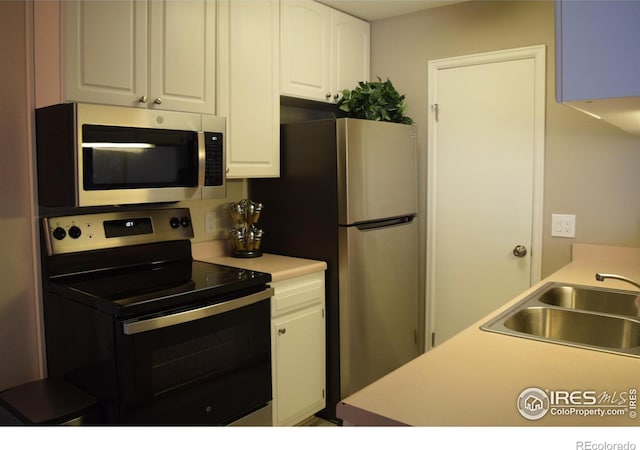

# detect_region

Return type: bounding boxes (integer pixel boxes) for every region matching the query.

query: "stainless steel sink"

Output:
[481,283,640,357]
[537,285,640,317]
[504,307,640,349]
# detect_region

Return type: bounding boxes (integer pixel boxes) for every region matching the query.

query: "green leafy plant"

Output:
[337,78,414,124]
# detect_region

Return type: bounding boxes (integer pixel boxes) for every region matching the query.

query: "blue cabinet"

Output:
[556,0,640,135]
[556,0,640,102]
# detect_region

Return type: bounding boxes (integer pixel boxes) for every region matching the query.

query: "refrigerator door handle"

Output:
[354,215,415,231]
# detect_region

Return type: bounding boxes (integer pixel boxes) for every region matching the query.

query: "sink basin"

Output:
[537,285,640,317]
[481,282,640,358]
[504,306,640,350]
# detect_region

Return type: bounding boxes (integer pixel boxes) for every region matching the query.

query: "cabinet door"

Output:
[273,305,325,426]
[331,9,370,98]
[556,0,640,102]
[281,0,331,102]
[149,0,215,114]
[64,0,148,107]
[218,0,280,178]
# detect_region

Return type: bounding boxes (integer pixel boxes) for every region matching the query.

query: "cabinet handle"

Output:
[138,96,148,103]
[278,328,286,335]
[333,93,339,101]
[154,97,163,105]
[325,93,331,100]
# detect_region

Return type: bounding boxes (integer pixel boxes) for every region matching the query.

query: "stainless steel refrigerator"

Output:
[249,117,419,420]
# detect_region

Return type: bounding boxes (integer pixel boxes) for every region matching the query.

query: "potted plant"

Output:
[336,78,414,124]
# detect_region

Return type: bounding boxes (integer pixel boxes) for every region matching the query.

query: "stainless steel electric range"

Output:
[40,207,273,425]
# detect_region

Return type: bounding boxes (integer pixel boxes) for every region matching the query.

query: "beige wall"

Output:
[370,0,640,279]
[0,1,43,390]
[178,178,248,243]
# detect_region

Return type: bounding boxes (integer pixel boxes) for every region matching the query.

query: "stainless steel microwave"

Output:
[35,103,226,207]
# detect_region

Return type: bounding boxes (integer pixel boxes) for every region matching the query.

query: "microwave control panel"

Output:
[204,132,224,187]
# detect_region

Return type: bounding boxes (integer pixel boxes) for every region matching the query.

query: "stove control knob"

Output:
[181,216,191,227]
[68,226,82,239]
[52,227,66,241]
[170,217,181,229]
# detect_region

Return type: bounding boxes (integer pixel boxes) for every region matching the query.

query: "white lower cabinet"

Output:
[270,272,326,426]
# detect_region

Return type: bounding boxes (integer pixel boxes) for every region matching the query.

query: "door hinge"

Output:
[322,389,325,399]
[432,103,439,122]
[431,332,436,348]
[322,308,325,319]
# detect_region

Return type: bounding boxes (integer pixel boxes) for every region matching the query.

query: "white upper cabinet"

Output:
[281,0,370,103]
[556,0,640,135]
[147,1,215,114]
[217,0,280,178]
[38,0,215,114]
[331,8,370,101]
[62,1,148,108]
[281,0,331,101]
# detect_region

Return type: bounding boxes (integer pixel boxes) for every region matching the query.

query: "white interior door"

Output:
[427,46,545,347]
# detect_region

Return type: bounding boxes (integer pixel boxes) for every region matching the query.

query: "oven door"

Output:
[116,288,273,425]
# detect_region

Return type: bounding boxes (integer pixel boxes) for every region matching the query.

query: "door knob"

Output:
[513,245,527,257]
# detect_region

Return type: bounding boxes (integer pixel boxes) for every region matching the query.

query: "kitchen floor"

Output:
[296,415,338,426]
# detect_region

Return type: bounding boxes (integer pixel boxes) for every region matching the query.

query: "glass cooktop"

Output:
[52,259,271,316]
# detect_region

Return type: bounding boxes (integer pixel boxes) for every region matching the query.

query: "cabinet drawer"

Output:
[271,272,325,317]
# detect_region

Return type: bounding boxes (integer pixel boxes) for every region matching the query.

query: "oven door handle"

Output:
[122,287,274,335]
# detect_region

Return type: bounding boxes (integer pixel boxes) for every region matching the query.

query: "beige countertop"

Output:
[337,243,640,426]
[191,240,327,282]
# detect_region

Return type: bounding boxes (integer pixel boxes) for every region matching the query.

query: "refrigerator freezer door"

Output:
[339,218,419,397]
[337,119,417,225]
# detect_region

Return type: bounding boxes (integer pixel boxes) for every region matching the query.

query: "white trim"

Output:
[425,45,546,349]
[27,0,47,379]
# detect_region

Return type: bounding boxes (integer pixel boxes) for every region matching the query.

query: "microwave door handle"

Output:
[122,287,274,335]
[197,131,206,188]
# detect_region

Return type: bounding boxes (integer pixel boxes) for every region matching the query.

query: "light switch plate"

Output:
[551,214,576,238]
[205,211,217,234]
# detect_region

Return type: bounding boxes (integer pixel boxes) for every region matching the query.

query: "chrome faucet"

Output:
[595,273,640,290]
